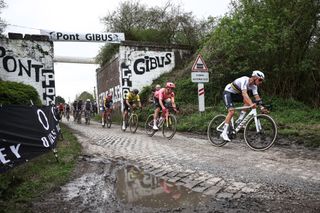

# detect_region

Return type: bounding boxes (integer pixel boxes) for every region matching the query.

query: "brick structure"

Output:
[0,33,55,105]
[96,41,192,111]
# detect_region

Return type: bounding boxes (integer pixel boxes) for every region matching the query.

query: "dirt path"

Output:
[32,120,320,212]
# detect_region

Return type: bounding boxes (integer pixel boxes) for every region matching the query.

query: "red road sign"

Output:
[191,54,208,72]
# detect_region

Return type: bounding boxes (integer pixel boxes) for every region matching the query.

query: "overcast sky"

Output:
[2,0,231,102]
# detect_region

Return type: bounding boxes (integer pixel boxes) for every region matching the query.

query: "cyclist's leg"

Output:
[221,91,238,141]
[102,110,105,124]
[153,98,161,130]
[122,102,128,129]
[236,93,251,122]
[107,107,112,119]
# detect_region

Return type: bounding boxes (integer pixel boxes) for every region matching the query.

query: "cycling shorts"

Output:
[153,98,171,109]
[222,91,243,109]
[123,101,133,111]
[105,102,112,109]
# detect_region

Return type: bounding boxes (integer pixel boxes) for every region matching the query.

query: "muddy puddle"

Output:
[115,165,209,208]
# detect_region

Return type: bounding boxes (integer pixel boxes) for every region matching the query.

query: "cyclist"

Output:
[122,89,141,130]
[58,103,64,119]
[85,99,92,111]
[153,82,177,130]
[65,103,70,120]
[77,99,83,122]
[220,70,268,142]
[149,84,161,103]
[85,99,92,119]
[72,100,78,120]
[102,94,113,126]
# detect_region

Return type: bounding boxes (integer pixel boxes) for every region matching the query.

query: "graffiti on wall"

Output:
[0,42,55,105]
[98,85,122,107]
[120,50,175,100]
[121,62,132,100]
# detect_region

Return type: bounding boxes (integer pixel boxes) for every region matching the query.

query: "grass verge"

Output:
[0,124,81,212]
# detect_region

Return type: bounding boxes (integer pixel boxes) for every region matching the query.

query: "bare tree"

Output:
[0,0,7,35]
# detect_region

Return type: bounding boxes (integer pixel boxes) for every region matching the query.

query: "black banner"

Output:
[0,105,61,173]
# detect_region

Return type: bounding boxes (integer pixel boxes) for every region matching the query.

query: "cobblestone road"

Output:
[63,119,320,202]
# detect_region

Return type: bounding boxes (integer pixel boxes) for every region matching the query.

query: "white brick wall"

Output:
[0,37,55,105]
[119,46,175,100]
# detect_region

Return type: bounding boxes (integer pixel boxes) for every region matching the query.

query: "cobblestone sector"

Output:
[64,121,262,199]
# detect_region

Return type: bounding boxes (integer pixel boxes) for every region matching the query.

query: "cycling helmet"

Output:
[166,82,176,88]
[252,70,265,79]
[86,99,90,102]
[132,89,139,95]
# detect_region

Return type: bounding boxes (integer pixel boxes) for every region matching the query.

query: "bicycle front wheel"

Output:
[106,115,112,128]
[145,114,156,137]
[244,114,277,151]
[207,114,228,147]
[129,114,139,133]
[162,114,177,140]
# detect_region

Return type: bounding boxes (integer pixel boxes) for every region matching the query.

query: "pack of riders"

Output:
[60,70,267,143]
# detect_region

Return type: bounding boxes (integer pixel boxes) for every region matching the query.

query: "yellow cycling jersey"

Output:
[125,92,140,102]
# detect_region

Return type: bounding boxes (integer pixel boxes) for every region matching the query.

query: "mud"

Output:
[31,155,320,213]
[31,121,320,212]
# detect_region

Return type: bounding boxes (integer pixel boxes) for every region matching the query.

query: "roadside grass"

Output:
[0,124,81,211]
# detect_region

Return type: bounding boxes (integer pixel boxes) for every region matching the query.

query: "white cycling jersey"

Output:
[224,76,258,96]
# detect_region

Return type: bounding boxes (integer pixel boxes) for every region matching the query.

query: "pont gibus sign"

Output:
[40,30,125,43]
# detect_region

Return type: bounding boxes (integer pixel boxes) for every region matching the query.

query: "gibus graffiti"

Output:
[98,85,122,107]
[120,50,175,102]
[0,39,55,105]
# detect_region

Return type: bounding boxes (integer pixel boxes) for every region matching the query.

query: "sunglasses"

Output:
[258,78,263,82]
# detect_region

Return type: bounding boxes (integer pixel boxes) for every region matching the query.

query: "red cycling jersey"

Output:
[154,88,175,100]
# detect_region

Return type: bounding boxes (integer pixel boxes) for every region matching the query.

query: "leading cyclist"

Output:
[152,82,177,130]
[221,70,268,142]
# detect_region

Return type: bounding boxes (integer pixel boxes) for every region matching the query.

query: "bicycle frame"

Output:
[161,113,172,128]
[234,106,256,133]
[216,106,258,135]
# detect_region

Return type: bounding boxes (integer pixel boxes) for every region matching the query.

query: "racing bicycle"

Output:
[84,110,91,125]
[76,110,82,124]
[122,107,140,133]
[145,107,177,140]
[102,108,112,128]
[65,110,70,121]
[207,105,277,151]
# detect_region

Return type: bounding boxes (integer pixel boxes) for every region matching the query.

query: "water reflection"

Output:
[116,165,208,208]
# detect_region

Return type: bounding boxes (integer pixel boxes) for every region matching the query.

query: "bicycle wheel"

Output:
[145,114,156,137]
[106,115,112,128]
[244,114,277,151]
[207,114,228,147]
[162,114,177,140]
[77,113,81,124]
[85,112,89,125]
[129,114,139,133]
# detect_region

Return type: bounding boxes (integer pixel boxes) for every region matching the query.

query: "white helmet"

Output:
[86,99,90,102]
[252,70,265,79]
